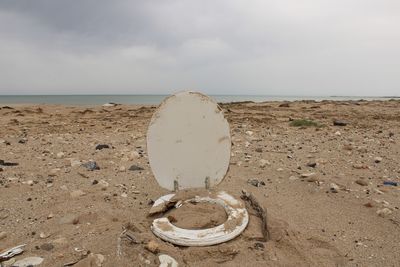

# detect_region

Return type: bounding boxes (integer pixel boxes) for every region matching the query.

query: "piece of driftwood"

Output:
[241,189,270,241]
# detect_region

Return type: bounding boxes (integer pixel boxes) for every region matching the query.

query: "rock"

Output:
[374,156,383,163]
[355,179,368,186]
[39,232,50,239]
[330,183,340,193]
[247,179,265,187]
[333,120,348,126]
[301,173,315,178]
[128,151,140,160]
[306,162,317,168]
[95,144,110,150]
[40,243,54,251]
[259,159,270,168]
[377,208,392,217]
[56,152,65,159]
[159,254,178,267]
[70,190,86,198]
[245,130,254,136]
[82,161,100,171]
[0,231,7,240]
[279,102,290,108]
[145,240,160,254]
[12,257,44,267]
[128,165,144,171]
[18,138,27,144]
[353,163,369,169]
[98,180,109,190]
[255,147,263,153]
[334,131,341,136]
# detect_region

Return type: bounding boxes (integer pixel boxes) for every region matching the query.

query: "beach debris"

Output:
[95,144,110,150]
[377,208,392,217]
[102,102,117,107]
[333,119,348,126]
[247,179,265,187]
[383,181,398,186]
[12,256,44,267]
[355,179,368,186]
[374,157,383,163]
[128,165,144,171]
[145,240,160,254]
[0,244,26,261]
[159,254,178,267]
[241,189,270,241]
[82,161,100,171]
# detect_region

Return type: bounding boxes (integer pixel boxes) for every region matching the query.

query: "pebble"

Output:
[39,232,50,239]
[82,161,100,171]
[353,164,369,169]
[279,102,290,108]
[12,257,44,267]
[40,243,54,251]
[56,152,65,159]
[245,130,254,136]
[306,162,317,168]
[70,190,86,198]
[255,147,263,153]
[95,144,110,150]
[259,159,270,168]
[247,179,265,187]
[145,240,160,254]
[377,208,392,217]
[355,179,368,186]
[128,165,144,171]
[333,120,348,126]
[98,180,109,190]
[0,231,7,240]
[374,157,383,163]
[330,183,340,193]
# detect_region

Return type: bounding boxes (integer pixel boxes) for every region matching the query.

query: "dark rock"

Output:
[255,148,263,153]
[247,179,265,187]
[40,243,54,251]
[0,160,19,166]
[82,161,100,171]
[128,165,144,171]
[279,102,290,108]
[389,132,394,137]
[92,179,99,185]
[95,144,110,150]
[306,162,317,168]
[18,138,27,144]
[333,120,348,126]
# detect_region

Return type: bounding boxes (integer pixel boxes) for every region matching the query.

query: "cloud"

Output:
[0,0,399,95]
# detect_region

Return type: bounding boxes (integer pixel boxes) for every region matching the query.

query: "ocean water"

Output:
[0,94,396,105]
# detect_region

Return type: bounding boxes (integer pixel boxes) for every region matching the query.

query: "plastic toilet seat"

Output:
[151,191,249,246]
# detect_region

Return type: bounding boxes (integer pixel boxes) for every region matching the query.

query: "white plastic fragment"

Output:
[0,244,26,260]
[12,256,44,267]
[159,254,178,267]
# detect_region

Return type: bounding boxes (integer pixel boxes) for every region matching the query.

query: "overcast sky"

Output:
[0,0,399,96]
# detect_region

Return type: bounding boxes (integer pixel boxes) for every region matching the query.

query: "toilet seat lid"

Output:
[147,91,231,190]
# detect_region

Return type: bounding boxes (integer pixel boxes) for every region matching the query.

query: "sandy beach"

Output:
[1,100,399,266]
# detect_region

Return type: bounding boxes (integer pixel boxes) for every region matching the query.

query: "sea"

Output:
[0,95,397,105]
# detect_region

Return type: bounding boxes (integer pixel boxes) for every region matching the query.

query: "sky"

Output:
[0,0,399,96]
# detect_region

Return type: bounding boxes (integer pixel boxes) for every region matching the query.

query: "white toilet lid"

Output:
[147,91,231,190]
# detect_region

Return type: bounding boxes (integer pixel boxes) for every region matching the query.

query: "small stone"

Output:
[259,159,270,168]
[47,213,54,219]
[245,130,254,136]
[118,166,126,172]
[39,232,50,239]
[95,144,110,150]
[145,240,160,254]
[334,131,341,136]
[70,189,86,198]
[377,208,392,217]
[353,164,369,169]
[330,183,340,193]
[128,165,144,171]
[333,120,348,126]
[364,202,373,208]
[255,147,263,153]
[247,179,265,187]
[82,161,100,171]
[121,192,128,198]
[355,179,368,186]
[279,102,290,108]
[98,180,109,190]
[18,138,27,144]
[374,157,383,163]
[0,231,7,240]
[92,179,99,185]
[301,173,315,178]
[306,162,317,168]
[12,257,44,267]
[40,243,54,251]
[56,152,65,159]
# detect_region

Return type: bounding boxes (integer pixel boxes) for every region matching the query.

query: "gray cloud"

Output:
[0,0,399,95]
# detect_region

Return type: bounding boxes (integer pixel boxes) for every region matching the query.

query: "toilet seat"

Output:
[147,91,248,246]
[151,191,249,246]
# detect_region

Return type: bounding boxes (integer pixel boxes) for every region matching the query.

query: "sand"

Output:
[0,100,400,266]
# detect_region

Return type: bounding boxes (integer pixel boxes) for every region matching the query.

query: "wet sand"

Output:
[0,100,400,266]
